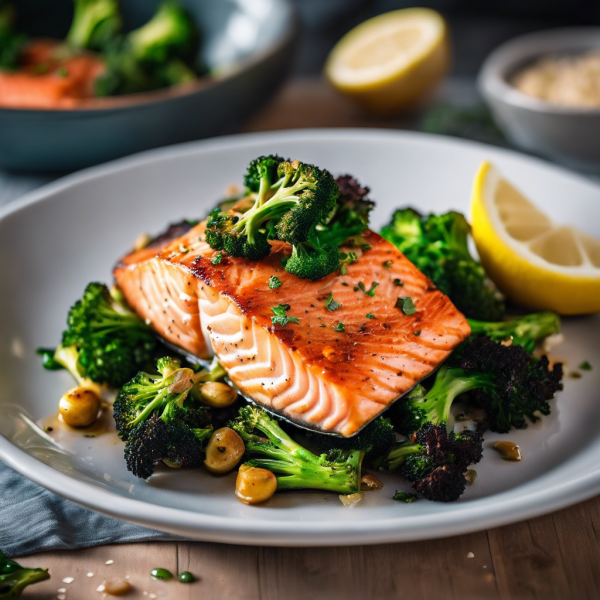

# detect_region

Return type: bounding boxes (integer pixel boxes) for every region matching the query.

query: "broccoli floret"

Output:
[230,406,363,494]
[94,0,200,96]
[206,156,340,279]
[380,423,483,502]
[306,416,395,459]
[41,282,157,388]
[392,337,563,436]
[66,0,122,51]
[284,238,341,281]
[467,311,560,353]
[0,3,26,70]
[315,175,374,249]
[390,366,491,436]
[381,208,505,321]
[128,0,198,63]
[461,336,563,433]
[0,548,49,598]
[113,356,213,478]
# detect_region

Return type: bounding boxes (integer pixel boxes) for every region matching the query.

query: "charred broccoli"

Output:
[66,0,122,51]
[379,423,483,502]
[41,282,157,388]
[381,208,505,321]
[113,356,213,478]
[95,0,200,96]
[230,406,363,494]
[393,337,563,436]
[0,548,49,598]
[467,311,560,353]
[461,336,563,433]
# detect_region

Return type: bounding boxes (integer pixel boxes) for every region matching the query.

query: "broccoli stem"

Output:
[467,311,560,353]
[420,367,492,426]
[383,442,422,471]
[233,178,312,244]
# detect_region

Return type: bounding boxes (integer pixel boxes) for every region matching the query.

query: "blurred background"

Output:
[1,0,600,172]
[293,0,600,78]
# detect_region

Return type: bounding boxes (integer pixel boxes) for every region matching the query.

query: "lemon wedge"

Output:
[471,161,600,314]
[324,8,450,114]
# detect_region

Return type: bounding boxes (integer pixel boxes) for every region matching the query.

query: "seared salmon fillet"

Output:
[115,222,471,436]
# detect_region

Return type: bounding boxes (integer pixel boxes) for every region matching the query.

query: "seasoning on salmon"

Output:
[114,222,471,436]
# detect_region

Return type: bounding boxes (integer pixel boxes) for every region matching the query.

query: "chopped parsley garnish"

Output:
[341,282,349,287]
[334,322,345,332]
[393,492,418,503]
[211,251,222,265]
[413,330,421,336]
[580,361,592,371]
[325,293,342,312]
[57,67,69,78]
[340,264,348,276]
[393,278,404,286]
[361,244,372,251]
[319,324,326,328]
[366,313,376,319]
[383,260,393,268]
[396,296,416,315]
[271,304,299,327]
[356,281,379,297]
[268,276,282,290]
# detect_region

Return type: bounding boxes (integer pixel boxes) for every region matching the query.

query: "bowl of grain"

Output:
[478,28,600,172]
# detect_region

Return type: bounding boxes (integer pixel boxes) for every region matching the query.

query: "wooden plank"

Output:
[550,497,600,598]
[488,514,572,600]
[177,542,261,599]
[20,542,177,599]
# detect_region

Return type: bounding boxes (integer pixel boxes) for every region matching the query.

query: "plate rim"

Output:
[1,127,599,546]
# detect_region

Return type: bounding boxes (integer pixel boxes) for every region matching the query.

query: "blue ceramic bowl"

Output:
[0,0,297,172]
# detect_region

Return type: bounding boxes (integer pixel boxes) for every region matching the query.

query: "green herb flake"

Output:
[211,251,223,265]
[413,330,421,336]
[357,281,379,297]
[393,492,418,503]
[334,322,345,332]
[361,244,372,251]
[383,260,393,268]
[340,264,348,275]
[268,276,282,290]
[325,292,342,312]
[341,282,349,287]
[57,67,69,78]
[271,304,299,327]
[580,361,592,371]
[366,313,376,319]
[396,296,417,315]
[393,278,404,286]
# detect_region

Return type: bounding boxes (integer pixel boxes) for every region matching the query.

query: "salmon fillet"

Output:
[115,221,471,436]
[0,39,105,109]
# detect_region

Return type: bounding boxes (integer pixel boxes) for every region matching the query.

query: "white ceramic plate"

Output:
[1,129,599,546]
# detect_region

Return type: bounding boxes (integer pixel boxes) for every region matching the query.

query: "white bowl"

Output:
[1,129,600,545]
[478,28,600,172]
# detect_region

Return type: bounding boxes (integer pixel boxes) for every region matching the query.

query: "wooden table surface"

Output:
[13,78,600,600]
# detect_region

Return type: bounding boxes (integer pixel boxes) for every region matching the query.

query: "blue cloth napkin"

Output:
[0,461,178,557]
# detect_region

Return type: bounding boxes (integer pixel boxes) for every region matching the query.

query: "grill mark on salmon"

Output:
[115,222,471,435]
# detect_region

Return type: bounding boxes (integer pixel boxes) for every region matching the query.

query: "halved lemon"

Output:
[324,8,450,115]
[471,161,600,314]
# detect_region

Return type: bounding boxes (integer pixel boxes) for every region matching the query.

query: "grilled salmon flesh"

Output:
[114,221,471,436]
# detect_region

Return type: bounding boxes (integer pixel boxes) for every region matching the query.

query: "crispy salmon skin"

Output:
[115,222,471,436]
